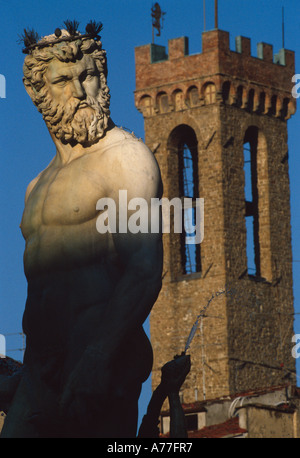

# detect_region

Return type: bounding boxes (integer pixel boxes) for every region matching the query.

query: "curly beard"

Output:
[38,90,110,145]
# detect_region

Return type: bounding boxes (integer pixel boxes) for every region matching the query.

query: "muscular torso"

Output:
[21,146,115,278]
[20,128,157,380]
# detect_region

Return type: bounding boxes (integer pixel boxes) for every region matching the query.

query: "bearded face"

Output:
[24,46,110,146]
[40,90,110,145]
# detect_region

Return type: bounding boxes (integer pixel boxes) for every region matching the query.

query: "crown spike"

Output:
[19,28,39,49]
[63,19,80,36]
[85,20,103,38]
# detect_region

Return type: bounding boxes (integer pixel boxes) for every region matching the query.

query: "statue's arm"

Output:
[97,145,163,360]
[106,234,162,345]
[137,383,167,438]
[161,354,191,438]
[138,354,191,438]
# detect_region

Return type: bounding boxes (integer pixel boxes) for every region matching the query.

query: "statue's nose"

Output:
[72,79,85,99]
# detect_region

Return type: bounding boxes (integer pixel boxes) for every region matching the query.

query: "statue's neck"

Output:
[52,137,87,165]
[48,118,115,165]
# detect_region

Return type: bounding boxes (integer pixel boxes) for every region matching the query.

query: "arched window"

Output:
[173,89,185,111]
[222,81,231,104]
[258,92,266,114]
[236,86,244,108]
[168,125,201,276]
[157,92,169,113]
[281,98,290,119]
[269,95,277,116]
[247,89,255,112]
[188,86,199,107]
[243,127,272,280]
[180,144,201,274]
[204,83,216,104]
[243,127,260,276]
[140,95,153,117]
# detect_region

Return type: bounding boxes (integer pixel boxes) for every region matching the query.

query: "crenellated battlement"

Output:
[135,29,296,121]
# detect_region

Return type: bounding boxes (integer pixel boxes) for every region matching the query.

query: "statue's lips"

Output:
[73,102,95,118]
[74,103,97,117]
[77,102,89,109]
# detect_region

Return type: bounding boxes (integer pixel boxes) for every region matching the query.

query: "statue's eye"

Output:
[84,73,97,82]
[53,77,68,87]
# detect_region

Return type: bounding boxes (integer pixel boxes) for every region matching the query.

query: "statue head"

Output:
[22,25,110,146]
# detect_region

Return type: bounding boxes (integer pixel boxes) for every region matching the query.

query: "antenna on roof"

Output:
[282,6,285,48]
[203,0,206,31]
[215,0,218,29]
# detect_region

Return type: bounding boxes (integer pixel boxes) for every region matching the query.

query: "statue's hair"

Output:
[23,34,109,109]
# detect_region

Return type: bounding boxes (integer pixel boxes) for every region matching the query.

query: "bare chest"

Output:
[21,159,107,238]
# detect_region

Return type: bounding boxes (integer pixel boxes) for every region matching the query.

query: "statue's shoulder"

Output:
[100,126,162,198]
[101,126,159,172]
[103,126,150,154]
[24,169,46,203]
[24,158,55,203]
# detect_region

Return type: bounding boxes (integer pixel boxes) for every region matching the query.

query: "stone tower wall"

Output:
[134,29,296,403]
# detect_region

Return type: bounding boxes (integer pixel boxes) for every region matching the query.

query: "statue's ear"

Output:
[23,77,36,101]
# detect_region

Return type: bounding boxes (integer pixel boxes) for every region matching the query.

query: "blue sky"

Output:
[0,0,299,427]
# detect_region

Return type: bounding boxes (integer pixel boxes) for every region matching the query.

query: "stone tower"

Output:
[134,29,297,404]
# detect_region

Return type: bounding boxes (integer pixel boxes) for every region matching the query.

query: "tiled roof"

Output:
[161,384,294,416]
[160,417,247,439]
[188,417,247,438]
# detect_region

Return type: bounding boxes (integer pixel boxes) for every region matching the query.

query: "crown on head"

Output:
[21,20,103,54]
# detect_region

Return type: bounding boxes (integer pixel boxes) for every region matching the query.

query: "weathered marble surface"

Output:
[1,30,162,438]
